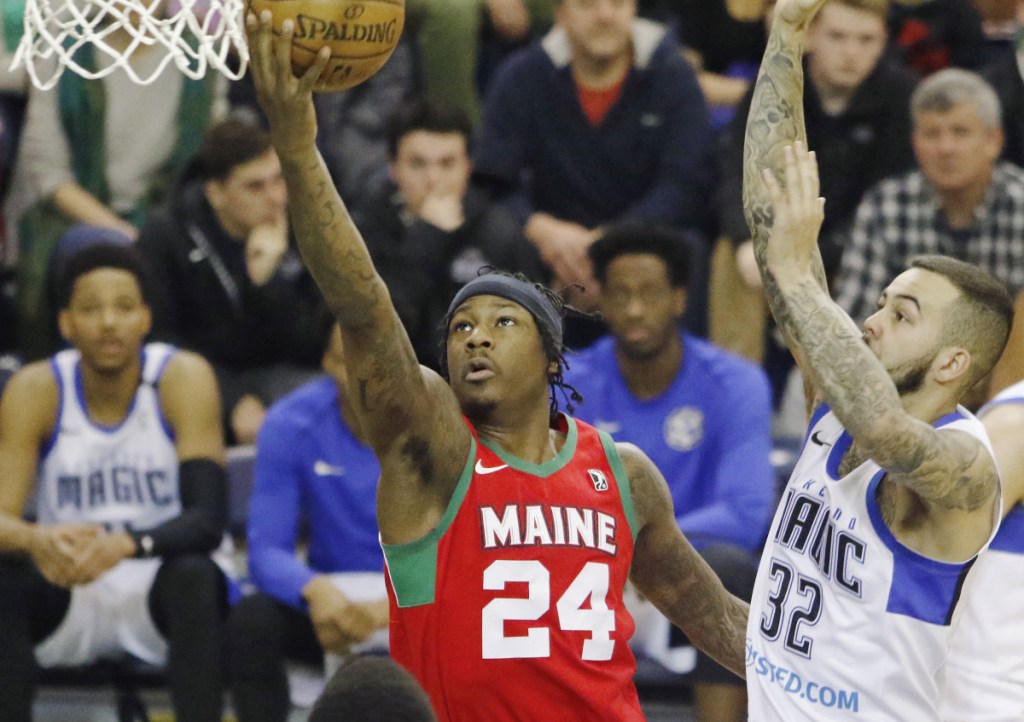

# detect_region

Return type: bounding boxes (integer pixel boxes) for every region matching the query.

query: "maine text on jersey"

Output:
[479,504,618,555]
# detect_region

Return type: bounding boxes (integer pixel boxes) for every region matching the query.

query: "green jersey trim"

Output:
[381,436,478,608]
[479,415,579,478]
[599,430,638,542]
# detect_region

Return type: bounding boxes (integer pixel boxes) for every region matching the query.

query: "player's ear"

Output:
[57,308,72,341]
[934,347,971,385]
[672,286,687,319]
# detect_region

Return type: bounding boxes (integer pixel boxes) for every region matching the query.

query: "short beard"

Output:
[890,352,935,397]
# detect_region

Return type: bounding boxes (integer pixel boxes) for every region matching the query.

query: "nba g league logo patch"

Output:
[588,469,609,492]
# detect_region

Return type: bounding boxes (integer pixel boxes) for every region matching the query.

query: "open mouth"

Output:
[465,357,496,382]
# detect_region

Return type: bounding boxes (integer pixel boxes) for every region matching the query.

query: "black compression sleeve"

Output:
[129,458,228,558]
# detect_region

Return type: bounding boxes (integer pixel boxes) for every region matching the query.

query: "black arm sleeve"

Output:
[130,458,228,558]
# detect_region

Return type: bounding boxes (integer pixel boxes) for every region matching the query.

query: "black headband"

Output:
[446,275,563,347]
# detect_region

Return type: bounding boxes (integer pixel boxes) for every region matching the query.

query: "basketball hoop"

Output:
[11,0,249,89]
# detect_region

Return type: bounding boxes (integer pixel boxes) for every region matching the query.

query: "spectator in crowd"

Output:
[835,68,1024,325]
[565,221,774,722]
[888,0,986,76]
[941,376,1024,721]
[355,101,544,369]
[313,36,417,212]
[406,0,556,125]
[228,324,388,722]
[640,0,769,128]
[718,0,918,403]
[472,0,715,336]
[308,656,436,722]
[136,118,331,444]
[982,0,1024,168]
[723,0,917,286]
[0,243,232,722]
[230,34,417,213]
[13,19,223,360]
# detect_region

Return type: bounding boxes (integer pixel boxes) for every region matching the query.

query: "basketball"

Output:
[246,0,405,92]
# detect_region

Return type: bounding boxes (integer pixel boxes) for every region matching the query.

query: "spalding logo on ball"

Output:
[246,0,405,92]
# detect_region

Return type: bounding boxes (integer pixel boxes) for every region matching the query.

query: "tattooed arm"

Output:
[746,1,997,526]
[741,0,830,413]
[624,444,748,677]
[246,14,469,542]
[762,144,998,528]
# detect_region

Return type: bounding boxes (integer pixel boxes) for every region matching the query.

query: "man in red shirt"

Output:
[244,12,748,721]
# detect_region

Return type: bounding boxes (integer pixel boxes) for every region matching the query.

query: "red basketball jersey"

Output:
[383,415,644,722]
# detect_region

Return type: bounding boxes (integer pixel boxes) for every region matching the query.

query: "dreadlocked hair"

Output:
[438,269,594,421]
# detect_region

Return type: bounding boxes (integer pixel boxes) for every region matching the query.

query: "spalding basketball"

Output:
[246,0,405,92]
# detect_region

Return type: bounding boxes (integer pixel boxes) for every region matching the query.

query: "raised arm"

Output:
[761,137,997,526]
[741,0,830,409]
[245,14,469,512]
[624,444,748,678]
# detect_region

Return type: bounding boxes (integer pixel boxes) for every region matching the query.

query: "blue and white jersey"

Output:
[36,343,181,532]
[747,403,999,721]
[941,380,1024,722]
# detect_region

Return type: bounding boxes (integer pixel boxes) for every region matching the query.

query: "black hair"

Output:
[187,117,273,182]
[588,220,693,288]
[308,656,436,722]
[438,269,588,419]
[56,243,151,310]
[385,100,473,159]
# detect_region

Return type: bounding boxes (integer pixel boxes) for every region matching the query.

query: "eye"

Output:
[497,316,516,327]
[452,320,471,333]
[894,310,906,322]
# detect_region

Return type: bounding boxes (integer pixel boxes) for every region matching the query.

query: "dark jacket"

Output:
[354,184,544,369]
[985,51,1024,170]
[472,19,715,235]
[136,182,331,371]
[718,56,919,276]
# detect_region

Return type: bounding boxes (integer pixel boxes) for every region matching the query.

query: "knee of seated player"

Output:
[154,555,227,612]
[227,593,290,653]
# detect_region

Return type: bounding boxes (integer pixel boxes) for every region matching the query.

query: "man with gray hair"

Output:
[835,68,1024,325]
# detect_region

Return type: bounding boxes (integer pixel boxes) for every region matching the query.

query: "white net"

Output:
[11,0,250,89]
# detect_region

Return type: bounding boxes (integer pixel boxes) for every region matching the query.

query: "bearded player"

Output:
[245,12,749,721]
[741,0,1012,718]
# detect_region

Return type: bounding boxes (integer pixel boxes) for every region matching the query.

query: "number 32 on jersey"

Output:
[482,559,615,661]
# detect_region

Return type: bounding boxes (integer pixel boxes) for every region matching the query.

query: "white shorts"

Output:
[35,559,167,668]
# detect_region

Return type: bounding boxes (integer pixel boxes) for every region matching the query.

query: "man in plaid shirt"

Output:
[836,68,1024,324]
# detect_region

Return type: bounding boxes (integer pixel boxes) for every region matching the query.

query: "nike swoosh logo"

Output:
[475,460,508,475]
[314,460,345,476]
[810,431,831,447]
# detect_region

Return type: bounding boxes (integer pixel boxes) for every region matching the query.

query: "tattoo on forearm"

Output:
[629,456,749,677]
[781,281,994,510]
[741,28,829,332]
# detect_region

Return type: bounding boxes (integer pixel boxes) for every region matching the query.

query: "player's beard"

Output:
[890,350,936,397]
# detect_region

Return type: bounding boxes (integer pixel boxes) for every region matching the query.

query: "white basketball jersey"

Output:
[747,404,999,721]
[37,343,181,532]
[941,380,1024,722]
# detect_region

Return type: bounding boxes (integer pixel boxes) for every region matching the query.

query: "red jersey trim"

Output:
[382,434,478,608]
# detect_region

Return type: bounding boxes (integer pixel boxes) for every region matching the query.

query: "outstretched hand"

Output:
[245,11,330,155]
[772,0,827,31]
[761,141,825,277]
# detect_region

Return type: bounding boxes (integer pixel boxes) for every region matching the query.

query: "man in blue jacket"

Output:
[472,0,715,337]
[564,221,775,722]
[227,325,387,722]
